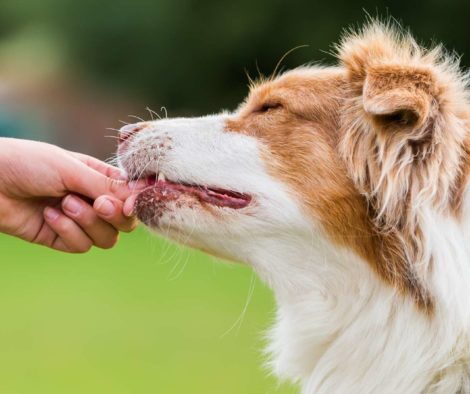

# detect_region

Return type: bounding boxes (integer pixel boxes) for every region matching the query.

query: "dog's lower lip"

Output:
[141,174,251,209]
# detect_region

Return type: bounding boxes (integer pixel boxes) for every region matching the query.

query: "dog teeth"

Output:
[157,172,166,182]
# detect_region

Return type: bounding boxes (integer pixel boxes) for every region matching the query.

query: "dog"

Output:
[117,21,470,393]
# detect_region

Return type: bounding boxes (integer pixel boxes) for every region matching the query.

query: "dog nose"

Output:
[118,123,147,144]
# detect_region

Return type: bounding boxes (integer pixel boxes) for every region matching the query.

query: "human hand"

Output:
[0,138,143,252]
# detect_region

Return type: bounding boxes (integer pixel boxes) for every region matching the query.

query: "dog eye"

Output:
[254,102,282,114]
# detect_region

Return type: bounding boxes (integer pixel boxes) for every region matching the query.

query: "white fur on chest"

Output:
[256,209,470,394]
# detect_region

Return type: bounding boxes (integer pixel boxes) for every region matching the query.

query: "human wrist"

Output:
[0,138,21,235]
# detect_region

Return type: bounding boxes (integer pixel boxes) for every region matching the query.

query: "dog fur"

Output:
[117,21,470,393]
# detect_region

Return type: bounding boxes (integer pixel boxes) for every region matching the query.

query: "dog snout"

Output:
[118,122,148,144]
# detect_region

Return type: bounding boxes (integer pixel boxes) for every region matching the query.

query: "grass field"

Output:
[0,227,298,394]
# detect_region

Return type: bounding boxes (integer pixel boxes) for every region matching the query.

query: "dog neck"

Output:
[246,214,470,393]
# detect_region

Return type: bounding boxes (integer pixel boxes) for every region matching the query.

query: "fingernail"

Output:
[95,198,115,217]
[123,195,137,217]
[44,207,60,221]
[118,169,128,181]
[123,206,134,217]
[112,169,128,181]
[63,196,82,216]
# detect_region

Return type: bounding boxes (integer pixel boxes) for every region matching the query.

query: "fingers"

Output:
[93,195,137,233]
[71,152,126,180]
[64,163,132,201]
[62,152,147,204]
[40,193,138,253]
[123,194,138,217]
[62,195,120,248]
[43,207,94,253]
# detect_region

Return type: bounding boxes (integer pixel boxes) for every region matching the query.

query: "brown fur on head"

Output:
[227,21,470,311]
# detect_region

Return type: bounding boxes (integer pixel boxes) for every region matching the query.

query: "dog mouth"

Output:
[137,172,252,209]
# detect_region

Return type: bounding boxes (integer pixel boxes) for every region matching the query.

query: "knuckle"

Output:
[55,217,73,234]
[107,178,124,195]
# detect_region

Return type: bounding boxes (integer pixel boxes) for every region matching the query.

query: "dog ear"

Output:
[335,22,470,309]
[338,22,441,136]
[337,22,467,231]
[362,65,435,131]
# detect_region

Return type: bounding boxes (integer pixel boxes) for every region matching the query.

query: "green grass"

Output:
[0,228,298,394]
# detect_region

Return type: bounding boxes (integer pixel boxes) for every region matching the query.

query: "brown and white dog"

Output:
[117,22,470,393]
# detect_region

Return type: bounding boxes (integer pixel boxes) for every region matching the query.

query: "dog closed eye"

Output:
[253,102,282,114]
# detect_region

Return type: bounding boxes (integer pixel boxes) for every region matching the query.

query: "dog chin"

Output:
[134,187,199,228]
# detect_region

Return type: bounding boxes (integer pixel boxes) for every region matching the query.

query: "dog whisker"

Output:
[128,114,146,122]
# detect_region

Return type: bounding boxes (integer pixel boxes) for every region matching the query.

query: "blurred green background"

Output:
[0,230,293,394]
[0,0,469,393]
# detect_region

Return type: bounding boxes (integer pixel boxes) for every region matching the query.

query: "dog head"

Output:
[117,22,470,311]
